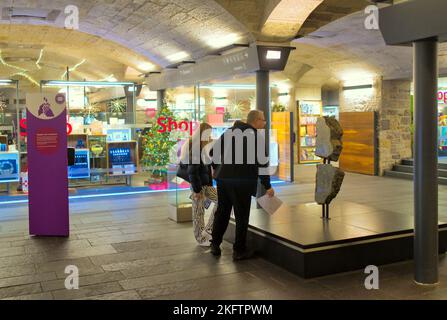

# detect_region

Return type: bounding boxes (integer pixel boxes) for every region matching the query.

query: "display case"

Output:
[0,151,20,183]
[88,134,107,175]
[107,128,132,142]
[68,149,90,179]
[106,141,138,176]
[0,135,8,150]
[68,134,88,149]
[168,163,192,222]
[297,100,323,163]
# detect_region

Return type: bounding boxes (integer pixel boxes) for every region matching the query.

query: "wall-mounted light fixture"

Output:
[257,46,295,71]
[266,50,281,60]
[0,79,14,85]
[342,84,373,91]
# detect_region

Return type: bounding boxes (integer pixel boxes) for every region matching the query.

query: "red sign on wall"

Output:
[216,107,225,114]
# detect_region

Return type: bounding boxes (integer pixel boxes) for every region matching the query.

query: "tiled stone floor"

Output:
[0,165,447,300]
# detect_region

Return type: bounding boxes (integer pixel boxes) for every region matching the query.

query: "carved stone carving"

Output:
[315,164,345,205]
[315,116,343,162]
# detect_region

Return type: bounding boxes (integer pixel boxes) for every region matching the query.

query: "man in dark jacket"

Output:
[210,110,274,260]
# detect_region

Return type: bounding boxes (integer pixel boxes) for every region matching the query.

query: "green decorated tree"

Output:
[141,105,178,181]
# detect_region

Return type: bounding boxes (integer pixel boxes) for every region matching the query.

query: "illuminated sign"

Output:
[438,90,447,104]
[157,117,199,136]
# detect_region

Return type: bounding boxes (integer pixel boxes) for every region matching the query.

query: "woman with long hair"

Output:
[180,122,217,246]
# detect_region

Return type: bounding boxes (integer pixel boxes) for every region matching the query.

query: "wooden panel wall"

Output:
[339,112,377,175]
[272,112,293,182]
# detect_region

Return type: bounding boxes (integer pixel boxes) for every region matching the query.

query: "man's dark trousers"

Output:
[211,179,254,252]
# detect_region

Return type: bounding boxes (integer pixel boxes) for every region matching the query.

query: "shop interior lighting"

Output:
[35,49,43,69]
[0,79,14,85]
[0,50,27,72]
[61,59,86,79]
[266,50,281,60]
[13,72,39,86]
[0,180,284,206]
[42,80,136,88]
[201,84,278,90]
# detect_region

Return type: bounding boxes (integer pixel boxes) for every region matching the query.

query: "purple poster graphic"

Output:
[27,93,69,236]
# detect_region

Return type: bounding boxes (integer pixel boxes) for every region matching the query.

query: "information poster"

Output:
[27,93,69,236]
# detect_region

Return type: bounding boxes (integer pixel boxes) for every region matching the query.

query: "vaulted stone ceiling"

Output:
[215,0,370,42]
[288,9,447,87]
[0,0,421,90]
[0,0,254,87]
[296,0,370,37]
[0,24,156,87]
[0,0,253,66]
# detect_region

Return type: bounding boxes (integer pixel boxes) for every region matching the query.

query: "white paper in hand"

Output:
[257,195,283,215]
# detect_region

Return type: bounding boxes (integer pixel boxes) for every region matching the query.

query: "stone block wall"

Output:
[378,79,412,175]
[338,78,412,175]
[339,78,382,113]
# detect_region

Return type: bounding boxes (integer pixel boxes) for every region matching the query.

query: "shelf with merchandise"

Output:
[297,100,323,164]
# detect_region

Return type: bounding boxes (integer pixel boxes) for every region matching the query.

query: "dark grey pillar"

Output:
[157,89,165,111]
[414,39,439,285]
[256,70,270,202]
[125,94,134,125]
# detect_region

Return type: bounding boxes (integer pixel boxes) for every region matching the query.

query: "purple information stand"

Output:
[27,93,69,236]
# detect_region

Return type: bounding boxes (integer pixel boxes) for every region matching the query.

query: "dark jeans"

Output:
[211,179,254,252]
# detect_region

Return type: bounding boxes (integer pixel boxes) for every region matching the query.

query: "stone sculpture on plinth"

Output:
[315,116,345,219]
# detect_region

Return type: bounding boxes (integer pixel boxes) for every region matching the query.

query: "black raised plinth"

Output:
[224,201,447,278]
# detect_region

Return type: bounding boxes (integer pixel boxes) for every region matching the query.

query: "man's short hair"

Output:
[247,110,263,125]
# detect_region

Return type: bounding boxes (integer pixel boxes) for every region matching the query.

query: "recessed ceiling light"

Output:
[166,51,189,62]
[266,50,281,60]
[206,33,241,49]
[138,62,154,72]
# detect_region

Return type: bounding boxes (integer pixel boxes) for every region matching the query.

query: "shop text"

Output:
[157,117,199,135]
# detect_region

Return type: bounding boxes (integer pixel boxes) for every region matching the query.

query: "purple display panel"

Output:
[27,93,69,236]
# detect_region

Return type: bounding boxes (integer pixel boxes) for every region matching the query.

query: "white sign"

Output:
[26,93,66,120]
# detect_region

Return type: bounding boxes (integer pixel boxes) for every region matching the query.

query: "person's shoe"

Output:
[210,244,221,256]
[233,249,254,261]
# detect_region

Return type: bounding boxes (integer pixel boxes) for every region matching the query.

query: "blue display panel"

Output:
[109,147,136,175]
[68,149,90,179]
[109,147,131,164]
[0,151,20,183]
[107,128,131,142]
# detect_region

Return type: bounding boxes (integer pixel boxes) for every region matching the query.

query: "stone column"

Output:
[414,39,439,285]
[157,89,165,111]
[256,70,270,201]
